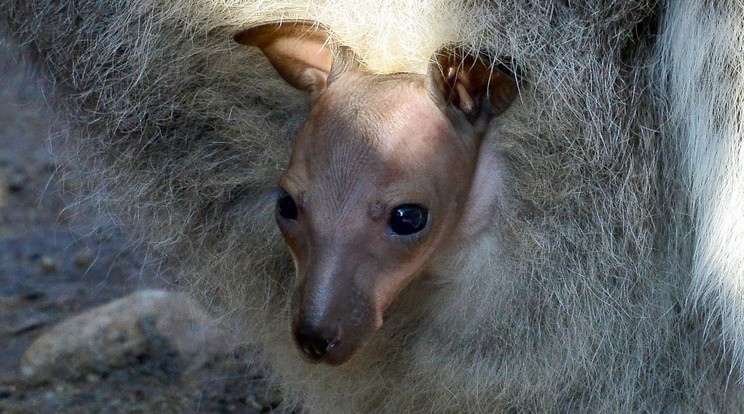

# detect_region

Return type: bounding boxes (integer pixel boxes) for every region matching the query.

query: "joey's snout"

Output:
[291,276,379,365]
[292,319,340,362]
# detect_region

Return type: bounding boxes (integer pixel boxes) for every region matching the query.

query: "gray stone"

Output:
[20,290,230,383]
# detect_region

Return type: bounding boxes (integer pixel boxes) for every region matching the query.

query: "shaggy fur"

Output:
[2,0,743,412]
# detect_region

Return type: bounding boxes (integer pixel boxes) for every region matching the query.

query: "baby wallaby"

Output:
[235,22,519,366]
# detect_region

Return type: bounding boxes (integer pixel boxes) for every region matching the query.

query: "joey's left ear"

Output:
[427,48,520,127]
[234,21,334,94]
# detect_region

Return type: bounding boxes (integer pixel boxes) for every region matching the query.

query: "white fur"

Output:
[662,0,744,368]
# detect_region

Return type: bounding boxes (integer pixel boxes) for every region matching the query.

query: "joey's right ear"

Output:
[234,22,333,93]
[428,47,520,130]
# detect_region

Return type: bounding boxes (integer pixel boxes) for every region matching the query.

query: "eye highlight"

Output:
[277,189,298,220]
[389,204,429,236]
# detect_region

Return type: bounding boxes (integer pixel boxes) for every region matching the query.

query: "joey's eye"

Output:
[277,189,298,220]
[389,204,429,236]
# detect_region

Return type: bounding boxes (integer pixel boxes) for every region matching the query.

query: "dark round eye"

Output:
[389,204,429,236]
[277,189,298,220]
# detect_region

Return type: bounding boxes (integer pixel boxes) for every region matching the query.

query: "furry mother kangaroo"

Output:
[236,22,518,366]
[4,1,743,412]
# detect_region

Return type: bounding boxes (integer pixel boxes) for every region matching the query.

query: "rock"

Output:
[20,290,231,383]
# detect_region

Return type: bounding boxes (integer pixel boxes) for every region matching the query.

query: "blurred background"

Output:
[0,35,279,413]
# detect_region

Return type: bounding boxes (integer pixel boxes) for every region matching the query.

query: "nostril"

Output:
[293,324,339,360]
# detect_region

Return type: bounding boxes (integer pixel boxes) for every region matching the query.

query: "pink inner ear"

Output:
[431,50,519,121]
[235,22,333,93]
[271,38,332,74]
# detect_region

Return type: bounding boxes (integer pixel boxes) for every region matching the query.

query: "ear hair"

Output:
[427,46,520,128]
[327,45,361,84]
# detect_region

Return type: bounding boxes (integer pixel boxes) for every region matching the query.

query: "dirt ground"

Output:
[0,36,280,413]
